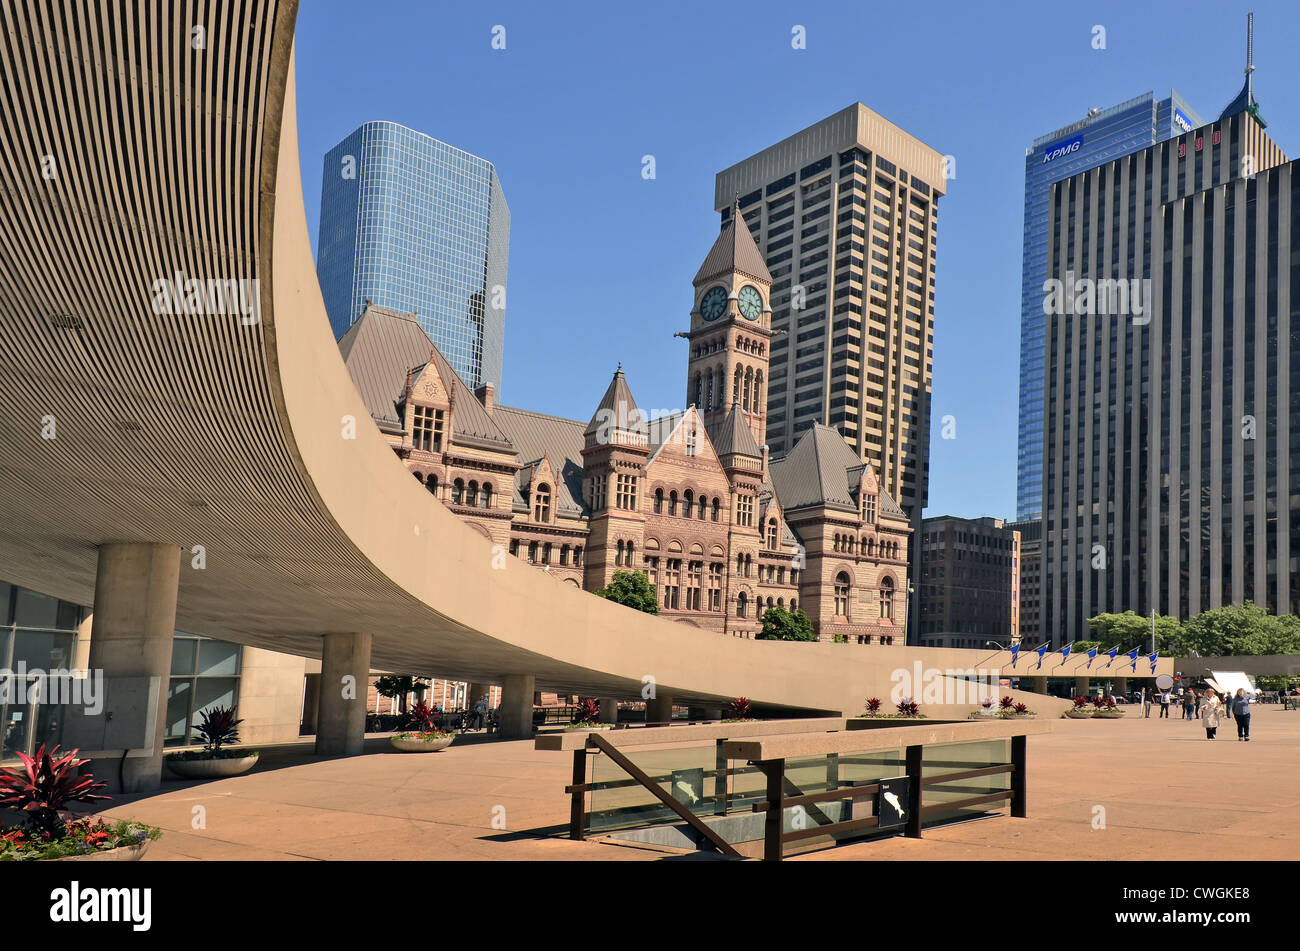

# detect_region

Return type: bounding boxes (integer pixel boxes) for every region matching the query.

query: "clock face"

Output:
[738,285,763,320]
[699,286,727,321]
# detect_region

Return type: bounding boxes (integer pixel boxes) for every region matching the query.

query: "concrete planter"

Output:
[1064,709,1094,719]
[390,734,454,753]
[54,840,151,862]
[165,753,259,779]
[1092,710,1126,719]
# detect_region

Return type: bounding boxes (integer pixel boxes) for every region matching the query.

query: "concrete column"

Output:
[315,632,372,756]
[86,542,180,793]
[645,695,675,724]
[1074,675,1091,697]
[598,698,619,724]
[300,673,321,735]
[1114,677,1129,694]
[1026,677,1049,695]
[499,673,536,739]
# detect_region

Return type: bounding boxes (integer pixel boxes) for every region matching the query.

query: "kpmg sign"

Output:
[1174,108,1194,133]
[1042,134,1083,165]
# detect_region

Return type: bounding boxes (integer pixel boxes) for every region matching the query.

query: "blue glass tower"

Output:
[1016,91,1203,520]
[316,121,510,391]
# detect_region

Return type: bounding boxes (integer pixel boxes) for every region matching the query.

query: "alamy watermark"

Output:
[150,272,260,325]
[1043,269,1151,325]
[0,663,103,714]
[890,662,999,705]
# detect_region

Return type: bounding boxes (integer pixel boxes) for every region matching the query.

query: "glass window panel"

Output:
[12,630,74,669]
[170,638,197,677]
[165,680,193,744]
[13,589,60,629]
[192,678,238,721]
[196,640,240,678]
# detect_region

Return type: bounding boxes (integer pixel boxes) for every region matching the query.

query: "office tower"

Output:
[714,104,946,641]
[1017,92,1205,520]
[316,120,510,391]
[1043,37,1298,643]
[1006,518,1041,643]
[917,516,1021,649]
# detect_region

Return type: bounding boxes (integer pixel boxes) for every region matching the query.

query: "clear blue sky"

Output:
[295,0,1299,521]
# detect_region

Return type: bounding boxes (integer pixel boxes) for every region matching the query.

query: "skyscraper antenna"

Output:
[1245,11,1255,91]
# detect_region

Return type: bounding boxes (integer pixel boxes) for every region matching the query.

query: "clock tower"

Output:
[684,199,774,450]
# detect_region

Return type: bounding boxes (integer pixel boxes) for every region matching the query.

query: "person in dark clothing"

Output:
[1182,691,1195,720]
[1158,689,1171,718]
[1232,689,1253,741]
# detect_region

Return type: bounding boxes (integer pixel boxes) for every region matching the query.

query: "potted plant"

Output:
[564,698,611,730]
[0,745,160,861]
[165,705,259,778]
[390,700,456,751]
[723,697,755,722]
[1065,696,1094,718]
[1093,696,1126,718]
[863,697,883,716]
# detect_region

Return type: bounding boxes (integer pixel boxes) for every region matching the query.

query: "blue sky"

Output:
[295,0,1299,521]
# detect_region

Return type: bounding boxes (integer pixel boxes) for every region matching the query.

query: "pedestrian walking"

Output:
[1232,688,1253,741]
[471,694,488,730]
[1143,688,1152,718]
[1193,690,1203,717]
[1200,688,1221,739]
[1159,688,1171,718]
[1182,691,1195,720]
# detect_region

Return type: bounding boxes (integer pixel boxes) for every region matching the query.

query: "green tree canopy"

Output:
[757,607,816,641]
[595,570,659,615]
[1180,602,1300,656]
[1085,611,1181,652]
[373,675,428,714]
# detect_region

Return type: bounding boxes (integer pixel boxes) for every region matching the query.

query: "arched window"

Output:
[452,479,464,504]
[527,541,538,563]
[736,592,747,618]
[733,367,743,404]
[834,572,851,618]
[654,488,664,514]
[711,498,720,522]
[481,483,492,508]
[467,480,479,507]
[706,372,714,412]
[880,577,894,621]
[533,483,551,523]
[693,372,702,408]
[743,366,753,410]
[560,544,570,565]
[697,494,707,519]
[754,370,763,414]
[414,472,425,485]
[542,543,552,565]
[668,490,678,516]
[428,474,439,497]
[616,540,625,566]
[683,489,693,514]
[766,518,778,549]
[574,546,583,566]
[790,598,797,612]
[626,541,635,564]
[777,597,785,609]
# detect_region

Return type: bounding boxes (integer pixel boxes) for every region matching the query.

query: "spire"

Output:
[1218,11,1266,127]
[694,199,772,286]
[707,400,762,461]
[584,366,646,442]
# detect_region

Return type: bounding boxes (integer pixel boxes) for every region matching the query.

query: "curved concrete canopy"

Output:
[0,0,1112,713]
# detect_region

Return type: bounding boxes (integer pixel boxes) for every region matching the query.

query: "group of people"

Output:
[1144,686,1254,740]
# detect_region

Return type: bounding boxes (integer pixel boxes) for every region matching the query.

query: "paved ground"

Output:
[102,706,1300,860]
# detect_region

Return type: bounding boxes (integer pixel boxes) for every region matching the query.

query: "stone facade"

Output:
[340,208,910,643]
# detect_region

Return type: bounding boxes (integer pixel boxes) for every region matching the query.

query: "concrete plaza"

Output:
[101,706,1300,861]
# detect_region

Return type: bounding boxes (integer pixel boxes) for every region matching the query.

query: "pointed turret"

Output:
[584,366,647,448]
[694,199,772,286]
[708,400,762,469]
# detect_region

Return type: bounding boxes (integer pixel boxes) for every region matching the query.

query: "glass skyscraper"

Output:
[1016,92,1203,520]
[316,121,510,391]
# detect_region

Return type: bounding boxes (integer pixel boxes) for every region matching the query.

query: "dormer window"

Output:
[861,493,877,523]
[533,483,551,523]
[412,406,444,452]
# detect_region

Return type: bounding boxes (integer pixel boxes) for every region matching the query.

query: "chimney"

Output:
[475,382,495,416]
[760,443,769,478]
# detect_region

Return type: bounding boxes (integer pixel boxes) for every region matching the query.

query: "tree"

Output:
[1181,602,1300,656]
[757,606,816,641]
[595,570,659,614]
[1085,611,1181,652]
[373,675,428,715]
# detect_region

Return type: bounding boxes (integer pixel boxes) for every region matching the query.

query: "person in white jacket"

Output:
[1200,688,1222,740]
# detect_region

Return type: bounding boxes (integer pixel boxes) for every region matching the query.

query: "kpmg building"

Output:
[1017,92,1204,521]
[1042,59,1300,643]
[316,121,510,391]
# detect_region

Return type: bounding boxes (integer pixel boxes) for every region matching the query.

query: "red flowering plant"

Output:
[0,746,160,860]
[1073,696,1091,709]
[724,697,754,722]
[1014,702,1029,714]
[896,698,921,717]
[864,697,883,715]
[1091,695,1108,709]
[999,695,1015,711]
[393,700,453,741]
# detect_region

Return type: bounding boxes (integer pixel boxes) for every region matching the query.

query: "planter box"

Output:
[847,717,956,729]
[1063,709,1094,719]
[54,840,151,862]
[1092,710,1126,719]
[165,753,259,779]
[390,735,454,753]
